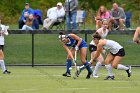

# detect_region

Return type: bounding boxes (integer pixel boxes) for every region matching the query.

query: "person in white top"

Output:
[91,32,131,80]
[89,20,109,78]
[77,20,109,78]
[43,2,65,29]
[0,19,11,74]
[133,27,140,44]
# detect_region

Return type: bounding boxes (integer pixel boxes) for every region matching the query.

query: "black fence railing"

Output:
[8,29,135,34]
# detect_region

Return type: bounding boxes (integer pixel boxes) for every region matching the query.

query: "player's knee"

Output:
[98,58,104,63]
[104,61,110,65]
[81,59,86,64]
[136,27,140,31]
[0,56,4,60]
[0,54,4,59]
[67,56,72,60]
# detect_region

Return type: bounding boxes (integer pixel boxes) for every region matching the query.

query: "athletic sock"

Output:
[93,62,102,76]
[79,65,85,71]
[0,60,6,72]
[105,64,114,76]
[79,62,92,72]
[84,62,92,73]
[66,59,72,74]
[117,64,129,70]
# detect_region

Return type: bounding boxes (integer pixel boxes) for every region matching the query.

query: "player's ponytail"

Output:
[92,32,101,40]
[59,32,65,35]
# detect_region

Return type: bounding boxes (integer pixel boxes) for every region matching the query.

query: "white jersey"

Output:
[90,27,109,45]
[103,39,123,54]
[0,24,9,45]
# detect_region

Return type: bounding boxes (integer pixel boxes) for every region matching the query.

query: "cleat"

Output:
[104,76,115,80]
[3,70,11,74]
[126,66,132,77]
[92,74,99,78]
[62,72,71,77]
[86,72,92,79]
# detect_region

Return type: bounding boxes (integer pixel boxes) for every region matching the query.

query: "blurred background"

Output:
[0,0,140,29]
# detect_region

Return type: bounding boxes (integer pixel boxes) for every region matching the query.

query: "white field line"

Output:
[0,73,135,79]
[1,74,62,77]
[7,86,132,92]
[58,88,91,90]
[7,73,108,77]
[111,87,132,89]
[58,86,132,91]
[1,74,137,83]
[8,88,38,92]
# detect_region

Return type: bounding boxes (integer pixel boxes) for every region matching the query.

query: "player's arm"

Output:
[133,27,140,44]
[63,44,74,60]
[0,25,9,36]
[102,49,107,55]
[91,41,104,63]
[3,26,9,35]
[69,34,82,47]
[93,44,102,59]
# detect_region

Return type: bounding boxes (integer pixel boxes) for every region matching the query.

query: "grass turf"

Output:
[0,66,140,93]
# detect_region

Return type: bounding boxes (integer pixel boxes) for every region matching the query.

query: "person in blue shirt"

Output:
[18,3,34,29]
[59,32,93,79]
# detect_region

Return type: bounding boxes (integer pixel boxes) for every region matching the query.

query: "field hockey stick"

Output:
[73,50,78,79]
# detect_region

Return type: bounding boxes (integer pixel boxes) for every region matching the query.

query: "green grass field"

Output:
[0,66,140,93]
[1,33,140,93]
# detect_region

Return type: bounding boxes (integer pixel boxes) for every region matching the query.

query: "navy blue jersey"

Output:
[65,35,87,49]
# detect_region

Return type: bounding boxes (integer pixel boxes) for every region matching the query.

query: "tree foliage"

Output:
[0,0,140,24]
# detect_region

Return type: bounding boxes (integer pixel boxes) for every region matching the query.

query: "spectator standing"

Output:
[95,5,110,30]
[43,2,65,30]
[64,0,78,30]
[125,11,132,30]
[18,3,34,29]
[0,18,11,74]
[21,14,39,30]
[110,3,126,30]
